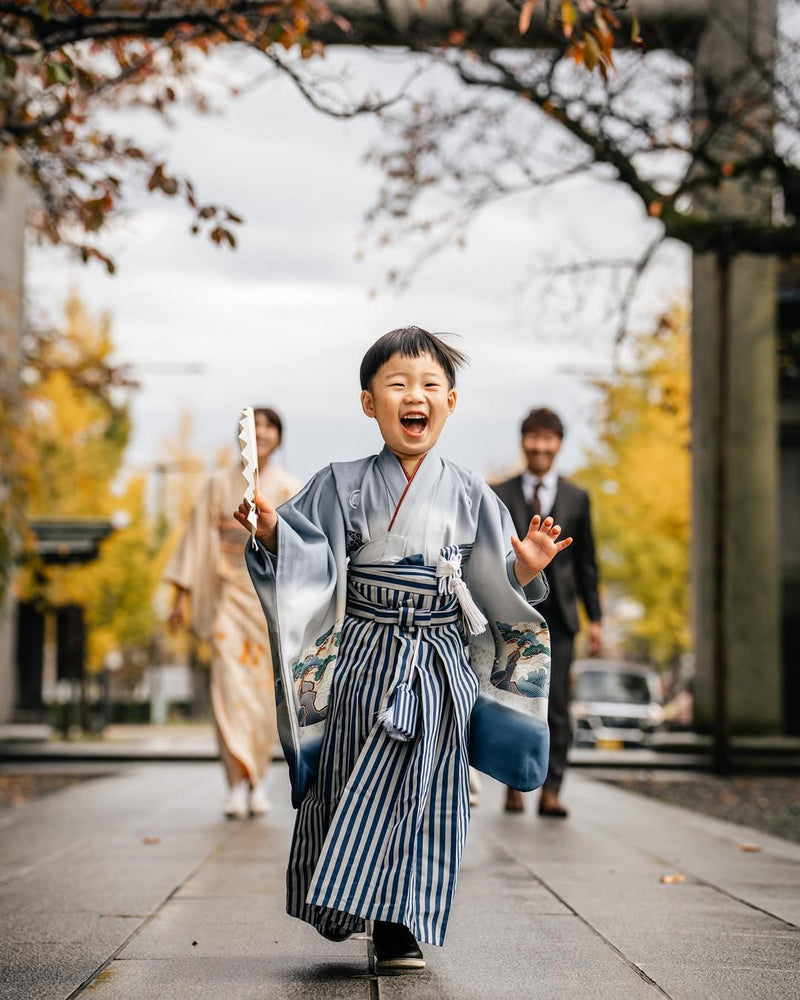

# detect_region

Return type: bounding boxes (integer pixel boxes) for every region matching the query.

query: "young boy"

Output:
[235,327,571,973]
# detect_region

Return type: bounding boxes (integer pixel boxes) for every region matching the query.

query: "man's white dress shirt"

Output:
[520,468,558,518]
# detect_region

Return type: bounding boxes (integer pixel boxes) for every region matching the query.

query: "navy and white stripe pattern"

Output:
[286,555,480,946]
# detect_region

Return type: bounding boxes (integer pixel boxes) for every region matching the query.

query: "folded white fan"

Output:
[238,406,260,547]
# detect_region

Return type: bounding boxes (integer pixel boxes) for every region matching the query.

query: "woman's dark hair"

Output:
[253,406,283,443]
[359,326,468,390]
[520,407,564,439]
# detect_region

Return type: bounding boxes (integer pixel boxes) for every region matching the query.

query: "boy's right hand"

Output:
[234,490,278,552]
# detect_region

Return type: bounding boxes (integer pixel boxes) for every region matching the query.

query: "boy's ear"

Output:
[447,388,457,416]
[360,389,376,418]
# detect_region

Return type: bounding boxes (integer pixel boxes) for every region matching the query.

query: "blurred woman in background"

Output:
[165,407,301,818]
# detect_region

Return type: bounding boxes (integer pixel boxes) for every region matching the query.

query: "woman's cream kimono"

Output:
[165,461,301,787]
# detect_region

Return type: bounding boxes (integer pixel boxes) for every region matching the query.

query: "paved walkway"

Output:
[1,762,798,1000]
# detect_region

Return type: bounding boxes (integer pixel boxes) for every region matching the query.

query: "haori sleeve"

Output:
[245,464,340,635]
[245,463,347,708]
[244,465,348,808]
[460,479,551,791]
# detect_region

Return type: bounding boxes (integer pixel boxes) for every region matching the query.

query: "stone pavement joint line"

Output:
[641,846,800,932]
[571,786,800,935]
[64,840,237,1000]
[508,853,675,1000]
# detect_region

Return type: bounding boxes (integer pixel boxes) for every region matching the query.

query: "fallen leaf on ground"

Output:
[142,836,161,845]
[660,872,685,884]
[738,843,762,852]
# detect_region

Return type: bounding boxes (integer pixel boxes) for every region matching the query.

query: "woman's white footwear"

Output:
[224,782,249,819]
[248,785,270,816]
[468,767,483,808]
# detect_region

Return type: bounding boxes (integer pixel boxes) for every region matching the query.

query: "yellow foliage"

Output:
[156,409,206,527]
[24,295,129,520]
[45,477,168,672]
[17,293,167,672]
[576,304,691,668]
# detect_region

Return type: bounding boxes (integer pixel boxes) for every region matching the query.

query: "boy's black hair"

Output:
[520,407,564,439]
[359,326,468,390]
[253,406,283,443]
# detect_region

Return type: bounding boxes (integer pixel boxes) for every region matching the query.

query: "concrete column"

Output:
[0,596,17,725]
[691,0,782,738]
[0,149,28,724]
[692,253,781,733]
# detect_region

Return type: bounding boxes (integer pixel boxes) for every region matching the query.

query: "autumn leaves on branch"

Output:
[0,1,338,269]
[0,0,633,271]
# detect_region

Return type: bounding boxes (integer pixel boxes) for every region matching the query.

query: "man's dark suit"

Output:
[492,474,601,794]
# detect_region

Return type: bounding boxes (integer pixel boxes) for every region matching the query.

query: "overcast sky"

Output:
[26,48,689,490]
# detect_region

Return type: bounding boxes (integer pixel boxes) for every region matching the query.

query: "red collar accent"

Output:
[388,454,426,532]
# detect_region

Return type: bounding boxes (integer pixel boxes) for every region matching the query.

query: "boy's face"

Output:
[361,352,457,464]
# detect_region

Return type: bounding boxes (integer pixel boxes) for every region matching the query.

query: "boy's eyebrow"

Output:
[380,369,446,380]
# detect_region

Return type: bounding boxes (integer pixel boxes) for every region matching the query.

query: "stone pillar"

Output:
[0,149,28,724]
[692,254,781,734]
[691,0,782,744]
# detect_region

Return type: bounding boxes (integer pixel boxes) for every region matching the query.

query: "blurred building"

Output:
[12,520,112,726]
[779,264,800,734]
[0,149,27,728]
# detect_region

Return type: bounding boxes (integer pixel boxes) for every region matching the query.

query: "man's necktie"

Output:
[531,481,542,518]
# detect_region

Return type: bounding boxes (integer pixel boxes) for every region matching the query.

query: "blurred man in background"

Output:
[493,407,602,818]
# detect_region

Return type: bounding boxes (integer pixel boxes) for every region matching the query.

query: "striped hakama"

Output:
[287,558,479,947]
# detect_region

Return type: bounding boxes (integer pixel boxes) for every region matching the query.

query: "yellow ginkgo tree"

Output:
[576,304,691,670]
[18,293,166,675]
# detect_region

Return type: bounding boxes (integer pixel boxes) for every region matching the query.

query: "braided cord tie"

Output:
[376,631,421,742]
[435,545,488,636]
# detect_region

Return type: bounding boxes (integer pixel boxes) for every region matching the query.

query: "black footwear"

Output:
[319,925,352,942]
[372,921,425,972]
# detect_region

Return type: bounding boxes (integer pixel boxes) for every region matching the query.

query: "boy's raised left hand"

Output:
[512,515,573,588]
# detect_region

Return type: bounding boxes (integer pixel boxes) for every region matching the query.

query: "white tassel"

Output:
[436,548,488,636]
[376,684,418,742]
[451,575,488,635]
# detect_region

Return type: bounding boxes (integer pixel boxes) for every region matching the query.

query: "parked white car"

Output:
[571,660,664,747]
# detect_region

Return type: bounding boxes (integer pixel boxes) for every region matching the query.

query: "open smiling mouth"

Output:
[400,414,428,434]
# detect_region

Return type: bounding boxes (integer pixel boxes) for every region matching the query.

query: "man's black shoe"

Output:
[372,921,425,972]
